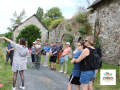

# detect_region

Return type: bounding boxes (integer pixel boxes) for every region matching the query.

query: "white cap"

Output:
[66,42,70,46]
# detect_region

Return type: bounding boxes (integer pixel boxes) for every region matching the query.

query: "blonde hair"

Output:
[87,36,95,46]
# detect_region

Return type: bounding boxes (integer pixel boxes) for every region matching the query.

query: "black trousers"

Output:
[6,52,14,66]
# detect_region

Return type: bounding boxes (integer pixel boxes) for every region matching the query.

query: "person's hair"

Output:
[53,41,57,44]
[87,36,95,46]
[20,38,26,46]
[80,41,85,49]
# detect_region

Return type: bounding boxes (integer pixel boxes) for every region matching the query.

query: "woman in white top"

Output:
[0,37,29,90]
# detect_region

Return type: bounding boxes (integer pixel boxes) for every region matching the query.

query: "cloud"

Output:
[0,0,94,34]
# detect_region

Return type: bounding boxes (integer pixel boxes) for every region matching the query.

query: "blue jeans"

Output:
[80,70,95,84]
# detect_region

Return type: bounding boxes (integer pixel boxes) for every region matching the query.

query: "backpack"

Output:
[85,48,102,69]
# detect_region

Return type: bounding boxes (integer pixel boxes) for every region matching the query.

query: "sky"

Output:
[0,0,95,34]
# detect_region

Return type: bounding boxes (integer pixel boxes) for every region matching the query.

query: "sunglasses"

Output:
[84,40,88,42]
[77,45,81,47]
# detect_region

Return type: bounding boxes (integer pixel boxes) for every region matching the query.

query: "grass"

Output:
[0,48,13,90]
[41,55,120,90]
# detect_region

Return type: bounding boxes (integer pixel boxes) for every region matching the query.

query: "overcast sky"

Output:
[0,0,95,34]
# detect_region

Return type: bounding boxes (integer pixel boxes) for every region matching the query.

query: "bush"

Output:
[78,26,86,35]
[49,18,64,30]
[75,12,86,23]
[63,32,74,44]
[66,25,72,31]
[16,24,41,48]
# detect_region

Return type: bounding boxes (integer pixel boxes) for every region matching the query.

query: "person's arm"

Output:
[0,37,11,43]
[6,47,10,53]
[71,48,90,64]
[10,48,14,51]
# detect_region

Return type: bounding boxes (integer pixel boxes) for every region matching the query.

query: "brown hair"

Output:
[80,41,85,49]
[20,38,26,46]
[87,36,95,46]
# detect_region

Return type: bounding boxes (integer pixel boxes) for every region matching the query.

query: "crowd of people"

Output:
[0,35,97,90]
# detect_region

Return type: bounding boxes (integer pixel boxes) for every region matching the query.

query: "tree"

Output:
[16,24,41,48]
[36,7,44,20]
[7,9,26,32]
[45,7,64,20]
[41,18,52,28]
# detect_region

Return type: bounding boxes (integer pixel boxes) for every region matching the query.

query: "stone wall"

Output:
[88,0,120,65]
[13,15,48,44]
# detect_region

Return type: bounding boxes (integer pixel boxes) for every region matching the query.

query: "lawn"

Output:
[41,55,120,90]
[0,48,13,90]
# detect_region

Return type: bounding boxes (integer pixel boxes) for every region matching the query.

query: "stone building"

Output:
[49,0,120,65]
[13,14,48,44]
[88,0,120,65]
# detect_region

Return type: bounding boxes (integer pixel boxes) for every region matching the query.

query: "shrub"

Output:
[49,18,64,30]
[16,24,41,48]
[75,12,86,23]
[78,26,86,35]
[66,25,72,31]
[63,32,74,44]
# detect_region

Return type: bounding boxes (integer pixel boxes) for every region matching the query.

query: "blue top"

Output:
[52,45,59,56]
[43,46,50,53]
[72,51,82,77]
[31,46,35,54]
[7,43,14,53]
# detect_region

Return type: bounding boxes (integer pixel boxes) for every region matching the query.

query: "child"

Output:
[68,41,85,90]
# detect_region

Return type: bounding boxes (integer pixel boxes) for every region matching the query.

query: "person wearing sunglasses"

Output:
[68,41,85,90]
[71,36,96,90]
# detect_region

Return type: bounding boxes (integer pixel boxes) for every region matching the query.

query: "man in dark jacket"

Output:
[5,38,14,66]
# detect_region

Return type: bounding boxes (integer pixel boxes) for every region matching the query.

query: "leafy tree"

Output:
[45,7,64,20]
[16,24,41,48]
[7,9,26,32]
[42,18,52,28]
[36,7,44,20]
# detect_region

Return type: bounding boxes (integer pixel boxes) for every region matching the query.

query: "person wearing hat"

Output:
[5,38,14,66]
[57,41,63,63]
[34,38,42,69]
[59,42,71,74]
[30,42,35,67]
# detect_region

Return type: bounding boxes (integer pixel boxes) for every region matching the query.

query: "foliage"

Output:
[16,24,41,48]
[0,34,4,37]
[75,12,86,23]
[94,38,101,48]
[63,32,74,44]
[0,49,13,89]
[49,18,65,30]
[3,32,13,46]
[42,18,52,28]
[7,9,26,32]
[78,26,86,35]
[36,7,44,20]
[45,7,64,21]
[66,25,72,31]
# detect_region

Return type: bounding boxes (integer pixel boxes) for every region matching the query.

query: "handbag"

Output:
[41,49,46,55]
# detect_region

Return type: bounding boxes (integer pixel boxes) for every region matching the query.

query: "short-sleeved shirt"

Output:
[63,47,71,55]
[72,51,82,77]
[58,44,63,52]
[7,43,14,53]
[43,46,50,53]
[52,45,59,56]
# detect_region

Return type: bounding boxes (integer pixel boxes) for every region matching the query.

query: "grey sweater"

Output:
[34,42,42,55]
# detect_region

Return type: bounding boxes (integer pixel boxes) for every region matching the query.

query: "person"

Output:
[49,44,53,68]
[5,38,14,66]
[68,41,85,90]
[25,41,29,63]
[31,42,35,67]
[0,37,29,90]
[59,42,71,74]
[43,42,50,67]
[73,43,79,55]
[71,36,96,90]
[34,38,42,69]
[57,41,63,63]
[50,41,59,71]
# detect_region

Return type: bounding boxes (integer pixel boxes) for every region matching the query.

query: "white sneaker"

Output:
[59,70,63,73]
[12,87,15,90]
[43,64,45,66]
[45,65,47,67]
[20,86,25,90]
[64,71,67,74]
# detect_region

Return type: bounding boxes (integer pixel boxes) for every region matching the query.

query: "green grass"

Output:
[93,62,120,90]
[41,55,120,90]
[0,49,13,90]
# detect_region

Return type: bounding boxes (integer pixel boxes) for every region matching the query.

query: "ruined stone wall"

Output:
[88,0,120,65]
